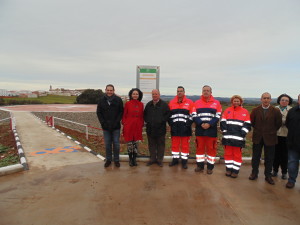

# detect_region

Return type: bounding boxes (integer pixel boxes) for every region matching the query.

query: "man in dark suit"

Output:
[249,92,282,185]
[144,89,170,167]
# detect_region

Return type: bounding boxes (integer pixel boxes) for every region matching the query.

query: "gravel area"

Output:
[0,110,10,121]
[32,112,102,136]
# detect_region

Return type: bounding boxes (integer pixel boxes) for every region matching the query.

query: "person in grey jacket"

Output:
[144,89,170,167]
[97,84,123,168]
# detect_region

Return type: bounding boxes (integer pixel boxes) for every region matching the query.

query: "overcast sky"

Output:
[0,0,299,98]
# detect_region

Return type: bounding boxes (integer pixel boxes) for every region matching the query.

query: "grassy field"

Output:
[3,95,77,104]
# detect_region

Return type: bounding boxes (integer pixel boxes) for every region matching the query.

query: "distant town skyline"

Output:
[1,0,299,98]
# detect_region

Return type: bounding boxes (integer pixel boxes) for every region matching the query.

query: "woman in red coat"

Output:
[122,88,144,166]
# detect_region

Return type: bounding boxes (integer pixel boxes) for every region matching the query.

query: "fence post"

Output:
[52,116,54,127]
[10,118,12,131]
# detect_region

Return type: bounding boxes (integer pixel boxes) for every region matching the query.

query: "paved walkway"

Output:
[12,111,100,170]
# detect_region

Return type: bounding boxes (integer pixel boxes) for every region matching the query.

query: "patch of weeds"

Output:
[0,144,9,154]
[0,155,19,167]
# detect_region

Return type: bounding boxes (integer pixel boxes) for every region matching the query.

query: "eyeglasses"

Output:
[280,99,289,102]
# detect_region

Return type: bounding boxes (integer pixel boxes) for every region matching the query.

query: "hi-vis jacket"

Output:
[193,95,222,137]
[168,95,194,136]
[220,106,251,148]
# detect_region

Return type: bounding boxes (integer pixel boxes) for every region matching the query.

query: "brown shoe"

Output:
[286,182,295,189]
[249,173,258,180]
[207,169,213,175]
[265,176,275,185]
[225,171,232,177]
[231,173,238,178]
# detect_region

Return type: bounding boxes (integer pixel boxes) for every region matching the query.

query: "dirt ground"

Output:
[0,123,18,166]
[1,162,300,225]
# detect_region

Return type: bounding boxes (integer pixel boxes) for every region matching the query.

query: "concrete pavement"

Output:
[11,111,100,170]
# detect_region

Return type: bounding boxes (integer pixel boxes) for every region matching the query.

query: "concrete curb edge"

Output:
[0,113,29,177]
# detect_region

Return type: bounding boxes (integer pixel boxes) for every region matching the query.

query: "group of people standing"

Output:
[97,84,300,189]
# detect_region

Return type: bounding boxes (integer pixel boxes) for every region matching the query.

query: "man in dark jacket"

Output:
[286,94,300,189]
[249,92,282,185]
[144,89,170,167]
[168,86,194,169]
[97,84,123,168]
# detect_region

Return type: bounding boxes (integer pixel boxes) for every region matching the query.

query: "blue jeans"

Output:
[287,149,300,184]
[103,129,120,162]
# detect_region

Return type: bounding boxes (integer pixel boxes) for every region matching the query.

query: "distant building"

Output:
[48,85,85,96]
[0,89,8,97]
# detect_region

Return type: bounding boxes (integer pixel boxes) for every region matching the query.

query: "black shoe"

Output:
[225,171,232,177]
[157,162,163,167]
[128,153,134,167]
[249,173,258,180]
[271,171,278,177]
[281,173,288,180]
[286,182,295,189]
[207,169,213,175]
[169,158,179,167]
[146,161,155,166]
[265,176,275,185]
[195,167,204,172]
[104,160,111,168]
[231,173,238,178]
[132,153,138,166]
[114,161,120,167]
[181,159,188,169]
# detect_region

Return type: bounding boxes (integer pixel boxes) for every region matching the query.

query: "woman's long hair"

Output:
[128,88,143,101]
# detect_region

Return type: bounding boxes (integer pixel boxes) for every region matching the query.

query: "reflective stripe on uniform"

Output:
[223,135,244,141]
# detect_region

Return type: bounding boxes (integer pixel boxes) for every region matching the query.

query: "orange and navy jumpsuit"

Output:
[193,95,222,170]
[220,106,251,174]
[168,95,194,160]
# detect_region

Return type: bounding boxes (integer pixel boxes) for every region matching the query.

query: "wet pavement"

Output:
[0,104,300,225]
[1,163,300,225]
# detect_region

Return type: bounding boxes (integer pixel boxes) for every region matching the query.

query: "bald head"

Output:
[152,89,160,102]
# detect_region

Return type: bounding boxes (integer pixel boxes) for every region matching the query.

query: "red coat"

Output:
[122,100,144,142]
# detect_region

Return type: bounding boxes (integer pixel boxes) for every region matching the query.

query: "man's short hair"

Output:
[177,86,185,91]
[261,92,271,98]
[106,84,115,90]
[202,85,212,91]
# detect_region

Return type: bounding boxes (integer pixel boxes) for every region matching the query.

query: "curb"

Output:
[0,113,29,176]
[13,128,29,170]
[32,113,105,161]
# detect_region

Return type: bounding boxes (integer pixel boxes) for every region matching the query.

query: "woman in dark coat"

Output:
[122,88,144,166]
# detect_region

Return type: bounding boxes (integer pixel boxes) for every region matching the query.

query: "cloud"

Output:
[0,0,299,98]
